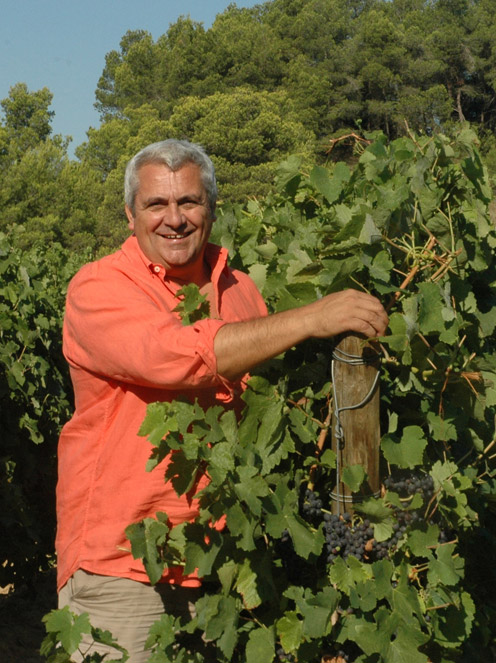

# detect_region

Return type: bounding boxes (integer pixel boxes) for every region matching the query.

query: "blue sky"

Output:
[1,0,260,156]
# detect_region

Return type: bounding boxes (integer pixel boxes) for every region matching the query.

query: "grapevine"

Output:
[0,230,89,586]
[41,128,496,662]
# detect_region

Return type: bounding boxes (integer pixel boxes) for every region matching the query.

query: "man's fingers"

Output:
[362,308,388,336]
[318,289,389,338]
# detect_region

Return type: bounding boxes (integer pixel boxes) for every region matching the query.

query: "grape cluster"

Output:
[384,472,435,501]
[302,490,377,563]
[383,472,455,544]
[301,488,323,523]
[322,643,360,662]
[276,647,296,662]
[323,512,374,563]
[298,472,453,566]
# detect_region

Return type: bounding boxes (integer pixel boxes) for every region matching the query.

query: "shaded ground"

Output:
[0,569,57,663]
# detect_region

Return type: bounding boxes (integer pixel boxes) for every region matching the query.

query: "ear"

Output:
[125,205,135,232]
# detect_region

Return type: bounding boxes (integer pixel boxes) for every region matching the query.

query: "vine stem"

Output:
[326,132,372,154]
[286,397,326,428]
[471,437,496,467]
[424,487,442,522]
[385,236,436,312]
[308,398,333,488]
[426,602,456,612]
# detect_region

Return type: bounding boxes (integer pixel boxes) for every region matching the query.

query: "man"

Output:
[56,139,388,662]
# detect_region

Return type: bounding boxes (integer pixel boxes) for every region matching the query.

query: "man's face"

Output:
[125,162,215,277]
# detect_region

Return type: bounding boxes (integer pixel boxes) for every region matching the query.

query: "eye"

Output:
[180,201,198,210]
[148,201,165,211]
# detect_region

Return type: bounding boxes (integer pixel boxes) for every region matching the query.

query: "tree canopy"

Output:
[2,0,496,251]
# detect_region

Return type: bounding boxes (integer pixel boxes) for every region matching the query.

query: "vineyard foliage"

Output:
[40,126,496,663]
[124,127,496,663]
[0,230,87,586]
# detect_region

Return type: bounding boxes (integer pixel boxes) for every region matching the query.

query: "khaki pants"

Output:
[58,570,201,663]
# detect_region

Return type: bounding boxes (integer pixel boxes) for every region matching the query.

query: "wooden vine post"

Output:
[331,333,381,515]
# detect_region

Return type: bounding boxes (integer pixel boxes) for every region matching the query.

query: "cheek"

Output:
[137,215,160,233]
[199,216,214,233]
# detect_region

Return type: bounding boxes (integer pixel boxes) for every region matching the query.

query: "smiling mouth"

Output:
[161,232,192,239]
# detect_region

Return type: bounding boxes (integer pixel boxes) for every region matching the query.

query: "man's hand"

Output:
[214,289,388,381]
[301,289,389,339]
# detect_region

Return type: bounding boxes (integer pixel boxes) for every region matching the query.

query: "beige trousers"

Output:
[58,570,201,663]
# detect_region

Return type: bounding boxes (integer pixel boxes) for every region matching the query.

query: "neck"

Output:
[167,258,211,289]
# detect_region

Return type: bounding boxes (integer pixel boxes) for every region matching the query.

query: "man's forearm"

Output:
[214,289,389,381]
[214,307,312,380]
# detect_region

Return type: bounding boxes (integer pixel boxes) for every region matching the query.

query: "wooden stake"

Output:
[331,333,381,514]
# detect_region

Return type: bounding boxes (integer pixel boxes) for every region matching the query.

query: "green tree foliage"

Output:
[263,0,353,134]
[0,141,103,252]
[156,17,213,101]
[207,7,285,90]
[0,85,103,252]
[3,0,487,257]
[94,29,159,120]
[94,1,496,139]
[4,2,496,255]
[343,8,409,135]
[159,87,315,200]
[78,85,315,232]
[1,82,54,152]
[79,0,496,218]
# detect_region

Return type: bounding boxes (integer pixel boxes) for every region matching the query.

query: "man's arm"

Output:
[214,289,388,381]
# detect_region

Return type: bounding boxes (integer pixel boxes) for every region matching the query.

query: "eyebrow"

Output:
[142,193,205,207]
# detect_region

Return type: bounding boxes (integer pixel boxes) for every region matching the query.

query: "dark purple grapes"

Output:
[322,512,373,563]
[298,471,454,565]
[276,647,296,662]
[384,472,434,501]
[301,488,323,522]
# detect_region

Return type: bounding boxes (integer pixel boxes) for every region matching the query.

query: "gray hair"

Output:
[124,139,217,216]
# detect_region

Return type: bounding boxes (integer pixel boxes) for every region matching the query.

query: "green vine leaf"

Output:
[381,426,428,468]
[42,607,91,656]
[342,464,367,492]
[173,282,210,324]
[245,626,276,663]
[125,514,170,585]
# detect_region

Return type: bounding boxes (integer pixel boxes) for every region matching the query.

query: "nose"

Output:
[163,203,186,229]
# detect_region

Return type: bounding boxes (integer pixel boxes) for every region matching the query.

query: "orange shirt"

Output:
[56,236,267,591]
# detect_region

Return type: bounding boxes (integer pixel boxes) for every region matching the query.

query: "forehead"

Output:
[136,161,205,196]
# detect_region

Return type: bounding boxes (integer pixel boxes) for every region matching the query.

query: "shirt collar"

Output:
[120,235,229,286]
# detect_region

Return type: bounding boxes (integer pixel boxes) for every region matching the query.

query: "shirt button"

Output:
[153,265,161,274]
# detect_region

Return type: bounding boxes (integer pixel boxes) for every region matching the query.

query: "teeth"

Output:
[164,234,188,239]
